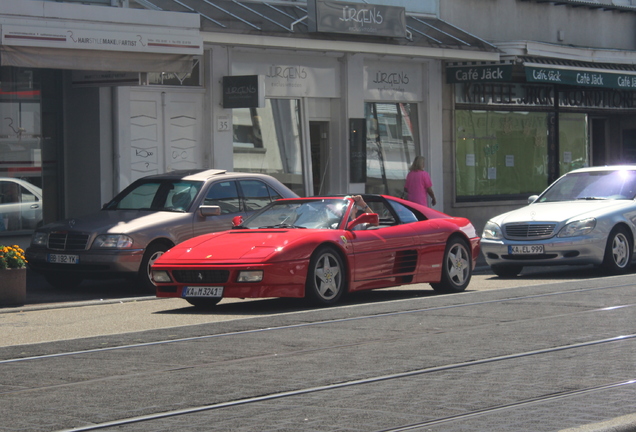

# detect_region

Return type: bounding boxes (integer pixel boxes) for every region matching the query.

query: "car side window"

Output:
[240,180,277,211]
[0,181,20,204]
[204,181,241,214]
[388,200,419,224]
[19,186,38,203]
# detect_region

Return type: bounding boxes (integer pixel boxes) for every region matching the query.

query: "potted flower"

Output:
[0,244,27,306]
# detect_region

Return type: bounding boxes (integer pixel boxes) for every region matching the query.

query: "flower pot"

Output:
[0,268,26,306]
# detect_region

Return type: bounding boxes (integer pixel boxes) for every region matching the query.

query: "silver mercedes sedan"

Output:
[481,165,636,277]
[26,169,298,291]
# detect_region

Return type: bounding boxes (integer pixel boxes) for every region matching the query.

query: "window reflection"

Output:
[0,67,43,235]
[233,99,305,196]
[365,103,418,197]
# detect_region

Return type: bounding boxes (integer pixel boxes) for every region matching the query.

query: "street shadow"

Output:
[154,287,441,316]
[483,264,632,281]
[25,270,151,305]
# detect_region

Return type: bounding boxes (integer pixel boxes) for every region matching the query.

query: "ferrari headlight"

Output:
[482,221,503,240]
[31,232,48,246]
[237,270,263,282]
[151,270,172,283]
[93,234,134,248]
[557,218,596,238]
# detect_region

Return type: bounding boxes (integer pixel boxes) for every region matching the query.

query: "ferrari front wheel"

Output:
[431,237,472,293]
[305,246,346,306]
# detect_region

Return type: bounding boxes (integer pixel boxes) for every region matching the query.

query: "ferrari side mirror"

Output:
[232,215,244,227]
[347,212,379,230]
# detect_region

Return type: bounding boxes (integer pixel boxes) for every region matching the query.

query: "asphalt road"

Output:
[1,265,635,432]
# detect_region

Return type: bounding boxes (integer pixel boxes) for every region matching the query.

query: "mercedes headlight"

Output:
[482,221,503,240]
[557,218,596,238]
[92,234,134,248]
[31,232,48,246]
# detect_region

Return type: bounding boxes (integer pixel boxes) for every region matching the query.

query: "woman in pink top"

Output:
[404,156,437,207]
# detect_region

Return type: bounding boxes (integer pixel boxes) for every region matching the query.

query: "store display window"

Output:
[365,102,418,197]
[455,110,589,201]
[232,99,305,196]
[0,68,43,235]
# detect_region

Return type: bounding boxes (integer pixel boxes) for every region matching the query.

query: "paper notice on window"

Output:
[466,154,475,166]
[488,167,497,179]
[563,151,572,163]
[505,155,514,167]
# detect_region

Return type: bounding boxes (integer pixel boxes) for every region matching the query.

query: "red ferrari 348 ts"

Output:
[152,195,480,307]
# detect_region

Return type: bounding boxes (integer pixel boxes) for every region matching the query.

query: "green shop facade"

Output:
[446,60,636,231]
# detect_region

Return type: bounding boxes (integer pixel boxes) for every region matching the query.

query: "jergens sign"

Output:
[308,0,406,38]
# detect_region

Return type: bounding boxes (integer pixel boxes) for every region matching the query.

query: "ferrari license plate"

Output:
[182,286,223,298]
[48,253,79,264]
[508,245,544,255]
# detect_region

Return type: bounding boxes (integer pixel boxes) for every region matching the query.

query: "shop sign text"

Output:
[457,82,636,109]
[526,66,636,90]
[308,0,406,38]
[447,65,513,83]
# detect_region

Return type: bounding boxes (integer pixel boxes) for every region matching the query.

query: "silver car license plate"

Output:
[508,245,544,255]
[48,253,79,264]
[182,286,223,298]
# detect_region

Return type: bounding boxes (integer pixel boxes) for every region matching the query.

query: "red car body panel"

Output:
[153,195,480,301]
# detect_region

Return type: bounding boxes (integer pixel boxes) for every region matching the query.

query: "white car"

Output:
[481,165,636,277]
[0,177,43,232]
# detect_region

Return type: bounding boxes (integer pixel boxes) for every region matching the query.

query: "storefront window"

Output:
[233,99,305,196]
[364,102,418,197]
[559,113,589,175]
[0,68,43,235]
[455,110,550,200]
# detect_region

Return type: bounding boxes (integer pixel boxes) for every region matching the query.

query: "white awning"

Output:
[1,46,195,73]
[0,0,202,73]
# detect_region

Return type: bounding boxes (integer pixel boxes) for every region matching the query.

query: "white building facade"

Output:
[0,0,498,239]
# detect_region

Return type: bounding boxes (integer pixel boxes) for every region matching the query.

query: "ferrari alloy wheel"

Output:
[431,237,472,293]
[306,246,345,305]
[602,226,633,274]
[138,242,171,293]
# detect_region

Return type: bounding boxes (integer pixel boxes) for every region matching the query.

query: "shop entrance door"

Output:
[591,118,608,166]
[622,128,636,163]
[310,121,330,196]
[124,89,205,182]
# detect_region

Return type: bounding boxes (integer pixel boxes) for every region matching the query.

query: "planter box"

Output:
[0,268,26,306]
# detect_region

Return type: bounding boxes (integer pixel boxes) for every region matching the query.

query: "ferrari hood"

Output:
[491,200,630,225]
[162,229,311,262]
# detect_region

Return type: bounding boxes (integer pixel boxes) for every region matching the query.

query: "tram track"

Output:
[51,335,636,432]
[1,282,634,365]
[2,279,635,432]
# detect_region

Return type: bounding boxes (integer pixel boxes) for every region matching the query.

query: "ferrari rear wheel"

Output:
[602,226,632,274]
[431,237,472,293]
[305,246,346,306]
[186,298,222,308]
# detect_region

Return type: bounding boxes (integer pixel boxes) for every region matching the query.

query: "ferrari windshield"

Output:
[538,169,636,202]
[105,180,204,212]
[241,199,351,229]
